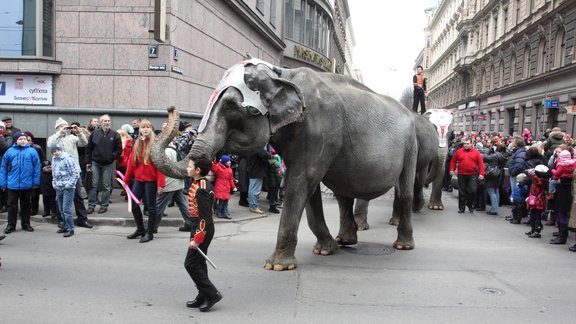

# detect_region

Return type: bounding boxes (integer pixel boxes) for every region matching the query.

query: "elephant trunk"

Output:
[150,106,189,179]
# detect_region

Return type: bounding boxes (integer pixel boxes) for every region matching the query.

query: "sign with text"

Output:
[545,99,559,108]
[0,74,53,105]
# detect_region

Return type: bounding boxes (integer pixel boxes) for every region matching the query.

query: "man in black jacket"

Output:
[246,148,271,214]
[85,114,122,214]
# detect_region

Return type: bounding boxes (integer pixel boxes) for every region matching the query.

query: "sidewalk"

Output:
[0,190,269,228]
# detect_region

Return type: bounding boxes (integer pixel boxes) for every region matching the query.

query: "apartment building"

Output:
[423,0,576,138]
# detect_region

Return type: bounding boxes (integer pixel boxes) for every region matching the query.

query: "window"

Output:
[493,15,498,41]
[294,0,305,43]
[0,0,54,58]
[499,60,504,87]
[537,38,546,74]
[270,0,277,27]
[523,45,531,79]
[503,8,508,32]
[515,0,521,25]
[284,0,293,39]
[510,53,517,83]
[553,28,566,69]
[285,0,330,55]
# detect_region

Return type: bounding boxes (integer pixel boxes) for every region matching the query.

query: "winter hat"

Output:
[558,150,572,161]
[475,142,483,150]
[535,164,551,179]
[219,155,231,164]
[121,124,134,134]
[50,143,62,153]
[516,173,527,183]
[54,117,68,129]
[179,121,192,132]
[12,131,26,142]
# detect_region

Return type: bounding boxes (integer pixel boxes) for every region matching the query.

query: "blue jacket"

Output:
[512,183,529,204]
[507,146,527,177]
[0,143,41,190]
[51,152,79,190]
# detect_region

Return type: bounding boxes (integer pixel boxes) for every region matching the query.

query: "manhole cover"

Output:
[341,242,395,256]
[479,287,505,295]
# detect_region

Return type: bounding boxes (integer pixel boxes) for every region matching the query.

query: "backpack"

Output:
[167,146,184,162]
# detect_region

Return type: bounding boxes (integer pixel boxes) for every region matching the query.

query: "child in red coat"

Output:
[525,165,550,238]
[211,155,236,219]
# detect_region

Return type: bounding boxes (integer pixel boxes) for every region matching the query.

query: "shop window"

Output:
[0,0,54,58]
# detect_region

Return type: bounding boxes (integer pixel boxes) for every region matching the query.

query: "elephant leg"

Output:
[427,149,446,210]
[389,186,401,226]
[413,169,426,212]
[306,185,338,256]
[393,160,416,250]
[353,199,370,230]
[335,195,357,246]
[264,177,316,271]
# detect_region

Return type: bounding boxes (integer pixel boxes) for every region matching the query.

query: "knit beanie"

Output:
[219,155,231,164]
[50,143,62,153]
[54,117,68,129]
[12,131,26,142]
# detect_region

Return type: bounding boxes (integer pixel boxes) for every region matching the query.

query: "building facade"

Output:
[424,0,576,138]
[0,0,354,142]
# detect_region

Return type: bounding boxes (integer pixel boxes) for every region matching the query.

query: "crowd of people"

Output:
[445,127,576,252]
[0,114,287,311]
[0,114,285,241]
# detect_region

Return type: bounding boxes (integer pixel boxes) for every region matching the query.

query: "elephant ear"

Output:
[257,66,306,134]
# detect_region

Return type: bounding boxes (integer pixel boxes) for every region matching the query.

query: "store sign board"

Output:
[0,74,53,105]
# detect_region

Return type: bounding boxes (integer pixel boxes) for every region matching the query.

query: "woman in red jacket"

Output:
[124,120,165,243]
[211,155,236,219]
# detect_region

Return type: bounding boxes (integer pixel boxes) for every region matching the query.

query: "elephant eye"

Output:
[246,105,261,116]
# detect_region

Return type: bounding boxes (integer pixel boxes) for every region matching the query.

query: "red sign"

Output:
[475,114,486,121]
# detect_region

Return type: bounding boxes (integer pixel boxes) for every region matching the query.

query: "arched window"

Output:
[523,45,531,79]
[498,60,504,87]
[553,28,566,69]
[510,53,517,83]
[490,65,495,90]
[480,67,486,93]
[537,38,547,74]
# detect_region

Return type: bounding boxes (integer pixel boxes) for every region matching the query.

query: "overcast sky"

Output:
[347,1,439,100]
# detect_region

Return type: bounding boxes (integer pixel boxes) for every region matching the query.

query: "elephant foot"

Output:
[313,238,339,256]
[413,200,425,212]
[393,239,415,250]
[264,253,297,271]
[335,232,358,246]
[356,222,370,231]
[388,217,399,226]
[427,202,444,210]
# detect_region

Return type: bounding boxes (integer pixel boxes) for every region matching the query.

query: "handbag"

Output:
[527,194,537,206]
[485,165,500,178]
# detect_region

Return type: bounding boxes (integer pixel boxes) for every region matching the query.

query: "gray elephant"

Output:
[354,109,453,229]
[152,58,418,271]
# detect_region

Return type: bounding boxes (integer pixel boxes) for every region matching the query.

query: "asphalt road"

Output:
[1,190,576,323]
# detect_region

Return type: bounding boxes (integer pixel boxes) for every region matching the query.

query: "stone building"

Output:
[0,0,354,144]
[422,0,576,138]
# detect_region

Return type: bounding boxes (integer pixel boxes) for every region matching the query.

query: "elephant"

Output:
[353,109,454,229]
[151,58,419,271]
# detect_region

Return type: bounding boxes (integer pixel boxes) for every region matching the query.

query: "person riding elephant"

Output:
[152,58,419,271]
